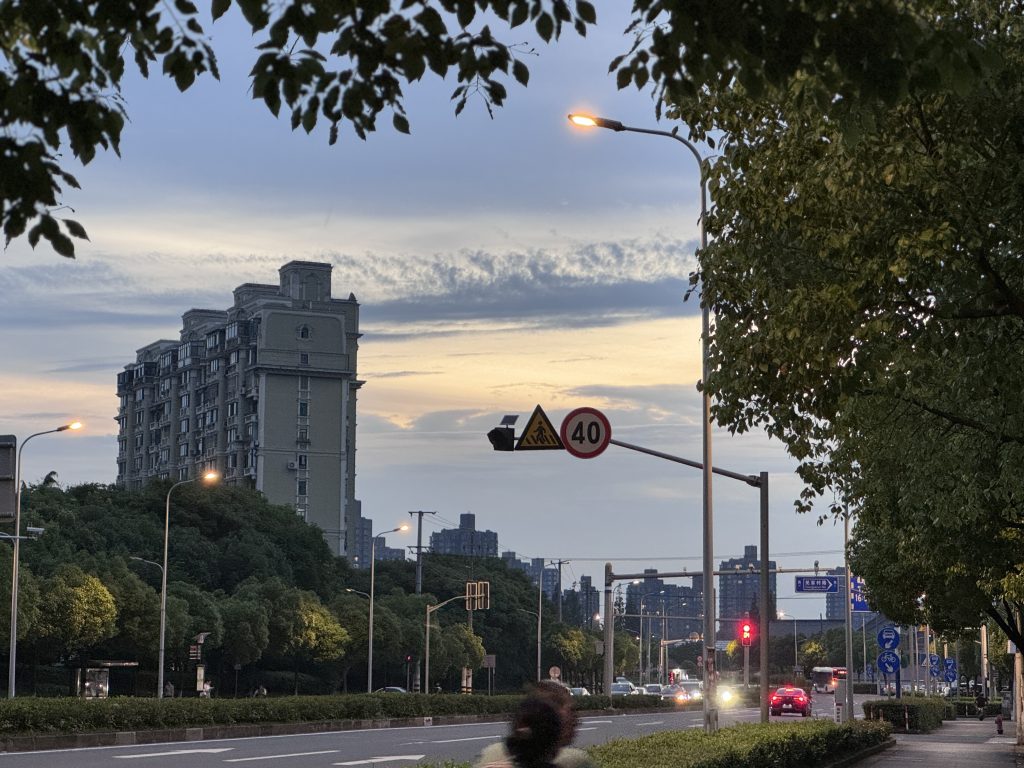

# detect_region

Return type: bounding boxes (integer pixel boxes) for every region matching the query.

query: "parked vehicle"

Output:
[569,687,591,696]
[610,682,639,696]
[373,686,408,693]
[770,686,811,717]
[643,684,664,696]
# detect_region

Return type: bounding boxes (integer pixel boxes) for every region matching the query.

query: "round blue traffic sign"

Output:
[929,665,940,678]
[929,653,940,665]
[877,650,900,674]
[877,626,900,650]
[944,668,957,683]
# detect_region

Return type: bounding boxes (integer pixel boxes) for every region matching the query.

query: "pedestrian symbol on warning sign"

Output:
[515,405,564,451]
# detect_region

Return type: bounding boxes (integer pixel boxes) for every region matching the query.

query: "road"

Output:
[0,693,868,768]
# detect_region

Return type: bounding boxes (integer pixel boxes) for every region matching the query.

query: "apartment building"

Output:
[115,261,362,557]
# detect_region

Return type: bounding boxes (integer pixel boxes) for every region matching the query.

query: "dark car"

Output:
[373,686,408,693]
[770,686,811,717]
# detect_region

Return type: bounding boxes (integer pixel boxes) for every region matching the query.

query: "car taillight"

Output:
[771,696,781,703]
[797,696,806,703]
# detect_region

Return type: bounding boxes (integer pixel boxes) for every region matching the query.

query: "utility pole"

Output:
[549,559,568,623]
[408,510,436,693]
[408,510,436,594]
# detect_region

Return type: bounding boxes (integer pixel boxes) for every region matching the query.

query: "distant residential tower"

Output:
[115,261,362,558]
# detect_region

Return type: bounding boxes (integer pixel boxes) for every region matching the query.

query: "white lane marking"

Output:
[114,748,234,758]
[334,756,425,766]
[404,735,502,744]
[579,719,612,724]
[225,750,339,762]
[575,727,597,732]
[637,721,664,726]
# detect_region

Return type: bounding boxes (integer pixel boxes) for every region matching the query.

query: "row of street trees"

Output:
[11,482,646,694]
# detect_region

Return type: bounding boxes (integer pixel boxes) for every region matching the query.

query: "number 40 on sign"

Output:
[560,407,612,459]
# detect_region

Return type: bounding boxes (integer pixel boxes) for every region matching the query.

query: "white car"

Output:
[610,682,639,695]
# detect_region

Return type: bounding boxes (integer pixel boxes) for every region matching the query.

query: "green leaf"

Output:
[211,0,231,20]
[392,114,410,134]
[535,13,554,42]
[512,59,529,86]
[576,0,596,24]
[63,219,89,240]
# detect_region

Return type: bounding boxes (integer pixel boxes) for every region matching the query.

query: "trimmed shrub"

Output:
[588,720,891,768]
[862,697,947,732]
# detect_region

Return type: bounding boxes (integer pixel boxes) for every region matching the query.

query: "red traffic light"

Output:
[739,621,754,647]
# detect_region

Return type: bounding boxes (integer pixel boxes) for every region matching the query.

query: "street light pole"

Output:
[424,594,465,694]
[567,112,716,732]
[9,421,81,698]
[159,471,217,699]
[368,525,408,693]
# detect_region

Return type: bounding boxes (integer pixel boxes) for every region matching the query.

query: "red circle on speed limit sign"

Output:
[560,407,612,459]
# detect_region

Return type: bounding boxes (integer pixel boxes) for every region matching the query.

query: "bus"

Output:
[810,666,847,693]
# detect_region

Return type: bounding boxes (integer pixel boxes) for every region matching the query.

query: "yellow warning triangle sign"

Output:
[515,405,565,451]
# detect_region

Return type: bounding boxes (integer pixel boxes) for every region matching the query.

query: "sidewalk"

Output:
[857,717,1023,767]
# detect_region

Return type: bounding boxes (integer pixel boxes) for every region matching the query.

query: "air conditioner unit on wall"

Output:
[287,461,297,470]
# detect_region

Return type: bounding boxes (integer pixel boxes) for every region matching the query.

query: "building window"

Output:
[298,402,309,417]
[210,358,221,373]
[297,480,307,496]
[229,350,239,365]
[298,325,311,339]
[179,443,189,458]
[299,353,309,365]
[135,388,146,402]
[135,411,144,426]
[297,454,307,468]
[247,348,257,365]
[226,322,238,341]
[179,418,189,433]
[227,427,238,443]
[227,401,238,418]
[297,428,308,442]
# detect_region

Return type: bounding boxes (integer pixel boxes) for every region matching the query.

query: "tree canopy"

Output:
[3,0,1009,257]
[675,1,1024,650]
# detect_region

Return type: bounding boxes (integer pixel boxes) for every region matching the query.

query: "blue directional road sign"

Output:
[850,575,869,612]
[878,650,900,674]
[944,669,957,683]
[795,576,839,593]
[877,626,900,650]
[944,658,957,670]
[930,664,941,678]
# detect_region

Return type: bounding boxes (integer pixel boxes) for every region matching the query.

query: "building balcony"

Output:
[243,413,258,424]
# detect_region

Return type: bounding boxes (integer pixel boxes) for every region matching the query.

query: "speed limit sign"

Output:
[560,407,612,459]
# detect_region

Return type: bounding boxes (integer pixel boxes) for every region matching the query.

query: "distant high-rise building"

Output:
[826,566,847,620]
[718,545,777,631]
[115,261,362,557]
[429,513,498,557]
[502,551,559,601]
[625,570,701,645]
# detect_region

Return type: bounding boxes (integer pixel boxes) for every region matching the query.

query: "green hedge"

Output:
[0,694,534,735]
[949,699,1002,718]
[588,720,891,768]
[862,697,948,732]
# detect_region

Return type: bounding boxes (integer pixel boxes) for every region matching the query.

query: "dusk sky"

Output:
[2,2,846,619]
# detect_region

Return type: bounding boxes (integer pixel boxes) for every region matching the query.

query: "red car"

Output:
[770,686,811,717]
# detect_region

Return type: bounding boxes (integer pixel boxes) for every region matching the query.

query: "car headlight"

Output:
[720,689,733,702]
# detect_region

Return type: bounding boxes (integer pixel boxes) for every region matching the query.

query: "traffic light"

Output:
[0,435,15,520]
[487,427,515,451]
[740,620,753,647]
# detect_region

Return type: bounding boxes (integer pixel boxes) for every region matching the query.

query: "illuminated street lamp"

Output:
[159,471,218,699]
[368,525,409,692]
[568,111,717,731]
[9,421,81,698]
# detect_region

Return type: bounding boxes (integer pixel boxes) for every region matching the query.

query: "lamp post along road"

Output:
[368,525,409,693]
[568,113,717,731]
[424,594,465,694]
[9,421,81,698]
[159,472,217,699]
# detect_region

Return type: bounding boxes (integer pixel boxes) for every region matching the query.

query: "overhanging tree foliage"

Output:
[673,1,1024,652]
[4,1,1007,257]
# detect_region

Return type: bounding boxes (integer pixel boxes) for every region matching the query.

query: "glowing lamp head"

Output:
[202,471,219,482]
